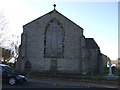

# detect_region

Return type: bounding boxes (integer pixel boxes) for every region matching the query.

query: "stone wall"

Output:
[99,54,107,73]
[16,10,105,75]
[16,10,84,74]
[85,49,100,74]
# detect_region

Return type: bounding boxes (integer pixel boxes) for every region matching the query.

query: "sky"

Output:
[0,0,118,60]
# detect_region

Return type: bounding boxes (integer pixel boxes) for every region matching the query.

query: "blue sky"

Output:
[0,0,118,60]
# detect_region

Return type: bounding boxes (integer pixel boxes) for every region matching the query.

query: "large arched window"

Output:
[44,20,64,58]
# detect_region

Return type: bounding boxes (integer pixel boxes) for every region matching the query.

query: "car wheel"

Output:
[8,77,16,85]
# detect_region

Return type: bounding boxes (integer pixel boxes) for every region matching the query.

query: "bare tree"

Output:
[0,10,8,47]
[10,35,20,63]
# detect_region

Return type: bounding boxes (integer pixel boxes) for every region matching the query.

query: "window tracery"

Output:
[44,20,64,58]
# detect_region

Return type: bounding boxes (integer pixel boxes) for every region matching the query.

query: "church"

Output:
[16,5,107,75]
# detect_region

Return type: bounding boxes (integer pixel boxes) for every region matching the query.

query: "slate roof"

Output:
[23,9,83,30]
[85,38,99,49]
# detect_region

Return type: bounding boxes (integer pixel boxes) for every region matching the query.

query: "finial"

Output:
[53,4,56,10]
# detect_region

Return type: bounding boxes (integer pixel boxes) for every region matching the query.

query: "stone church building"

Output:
[16,6,107,75]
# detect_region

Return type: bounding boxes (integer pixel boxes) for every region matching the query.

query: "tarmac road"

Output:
[2,78,119,89]
[2,79,83,88]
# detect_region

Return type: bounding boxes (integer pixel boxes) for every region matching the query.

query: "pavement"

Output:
[28,77,119,88]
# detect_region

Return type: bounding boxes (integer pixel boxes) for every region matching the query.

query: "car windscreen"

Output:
[3,66,15,73]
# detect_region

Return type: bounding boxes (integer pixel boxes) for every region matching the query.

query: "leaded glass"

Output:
[45,20,64,58]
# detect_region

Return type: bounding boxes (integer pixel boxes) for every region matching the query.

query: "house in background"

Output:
[111,60,120,68]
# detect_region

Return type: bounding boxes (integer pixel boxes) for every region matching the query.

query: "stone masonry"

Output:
[16,9,107,75]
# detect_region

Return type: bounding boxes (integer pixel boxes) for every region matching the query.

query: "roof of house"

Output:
[85,38,99,49]
[23,9,83,30]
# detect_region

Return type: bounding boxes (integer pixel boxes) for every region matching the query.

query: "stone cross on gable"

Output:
[53,4,56,10]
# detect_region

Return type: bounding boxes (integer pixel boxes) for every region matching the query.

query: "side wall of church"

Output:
[99,54,107,73]
[18,11,84,73]
[83,48,100,74]
[79,36,88,74]
[85,49,100,74]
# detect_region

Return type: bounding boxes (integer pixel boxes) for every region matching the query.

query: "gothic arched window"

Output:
[44,20,64,58]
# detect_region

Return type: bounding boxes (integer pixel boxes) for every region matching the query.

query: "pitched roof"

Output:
[85,38,99,49]
[23,9,83,30]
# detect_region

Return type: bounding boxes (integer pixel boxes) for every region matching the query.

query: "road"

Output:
[2,79,83,88]
[2,78,119,89]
